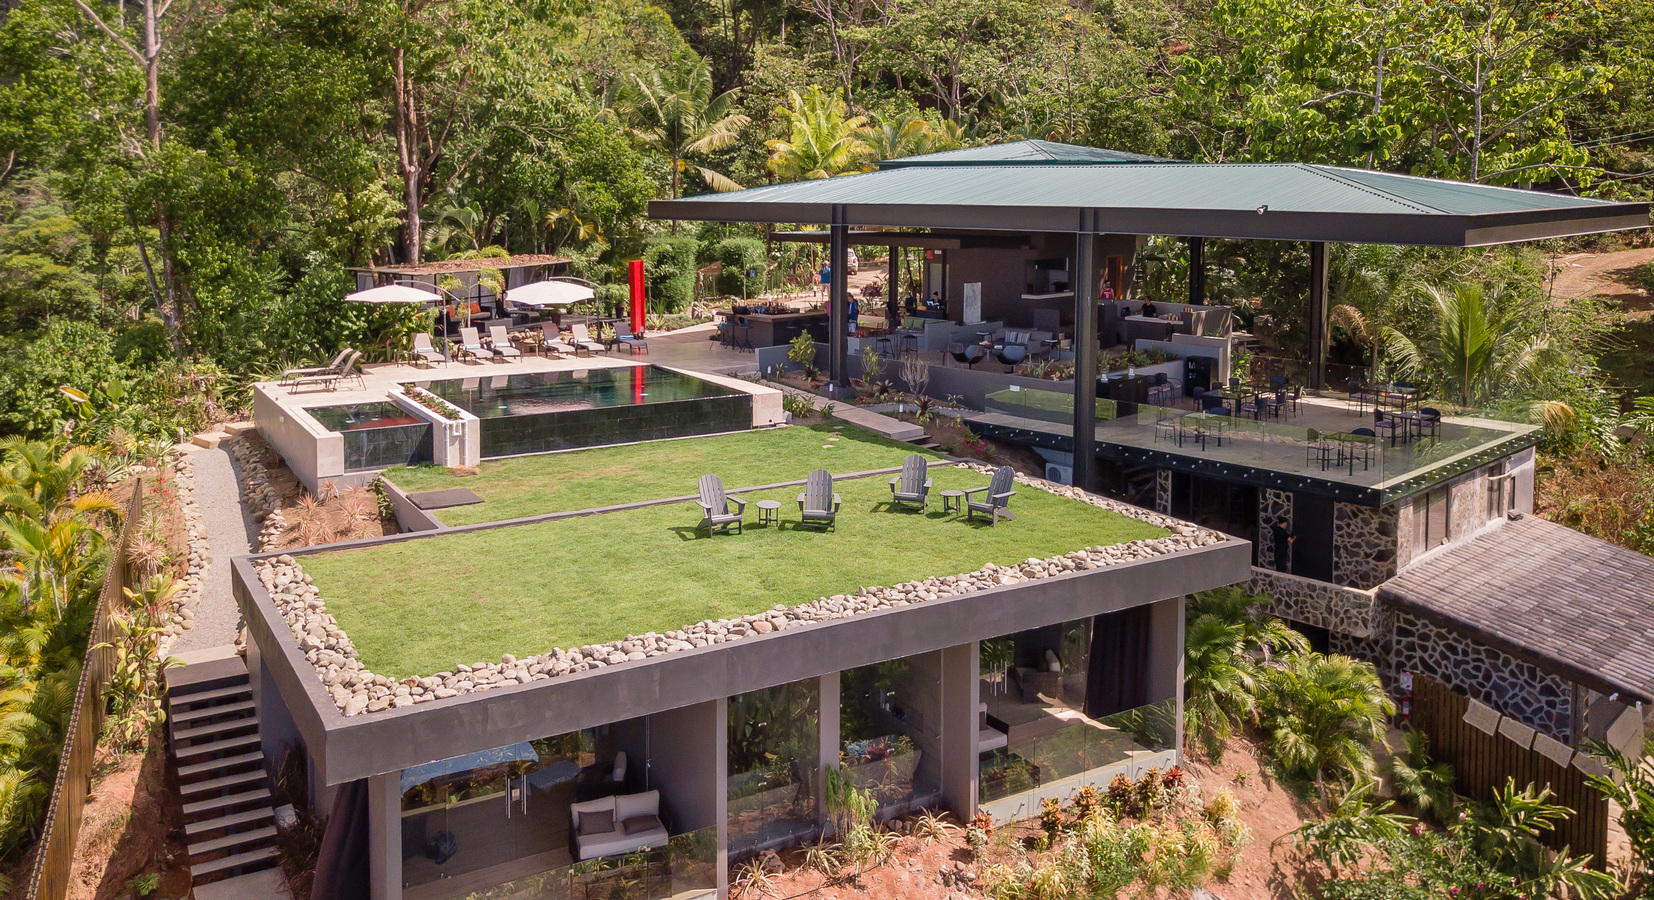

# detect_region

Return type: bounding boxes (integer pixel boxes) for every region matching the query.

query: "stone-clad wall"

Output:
[1249,567,1378,638]
[1155,468,1172,514]
[1395,500,1414,570]
[1388,609,1576,740]
[1449,472,1487,543]
[1256,490,1292,571]
[1332,502,1398,589]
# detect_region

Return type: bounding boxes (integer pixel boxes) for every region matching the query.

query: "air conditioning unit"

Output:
[1044,463,1073,485]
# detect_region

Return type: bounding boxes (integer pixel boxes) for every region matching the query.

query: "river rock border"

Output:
[227,435,287,550]
[156,449,210,647]
[255,464,1226,717]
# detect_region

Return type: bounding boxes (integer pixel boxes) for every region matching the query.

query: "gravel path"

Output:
[170,447,257,653]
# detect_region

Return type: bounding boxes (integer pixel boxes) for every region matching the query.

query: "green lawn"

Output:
[302,468,1167,678]
[384,424,946,525]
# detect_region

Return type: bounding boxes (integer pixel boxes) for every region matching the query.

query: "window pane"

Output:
[840,653,944,817]
[728,678,820,856]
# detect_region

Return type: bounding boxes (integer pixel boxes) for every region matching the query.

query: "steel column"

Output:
[1072,230,1099,492]
[829,209,850,389]
[1188,237,1205,305]
[888,244,901,325]
[1308,241,1329,390]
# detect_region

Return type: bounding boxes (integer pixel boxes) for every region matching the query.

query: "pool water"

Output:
[420,366,752,457]
[309,401,433,472]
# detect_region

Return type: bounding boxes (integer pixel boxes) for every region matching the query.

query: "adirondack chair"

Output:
[887,454,932,510]
[540,322,578,357]
[281,347,352,385]
[963,466,1017,525]
[460,327,496,363]
[695,474,746,536]
[569,323,607,356]
[796,468,842,530]
[613,319,649,355]
[488,325,522,360]
[411,333,445,367]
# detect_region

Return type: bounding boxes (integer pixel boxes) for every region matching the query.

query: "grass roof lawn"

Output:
[384,424,945,526]
[301,467,1168,679]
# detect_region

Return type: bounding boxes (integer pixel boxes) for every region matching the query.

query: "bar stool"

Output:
[899,333,919,354]
[733,317,752,351]
[875,336,893,357]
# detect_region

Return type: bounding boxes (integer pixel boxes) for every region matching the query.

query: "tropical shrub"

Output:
[1259,652,1393,796]
[642,234,699,312]
[712,237,765,296]
[1584,735,1654,898]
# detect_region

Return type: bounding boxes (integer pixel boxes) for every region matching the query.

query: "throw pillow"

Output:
[622,814,664,836]
[578,810,615,836]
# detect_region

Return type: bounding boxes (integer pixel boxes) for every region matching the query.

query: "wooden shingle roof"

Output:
[1380,515,1654,703]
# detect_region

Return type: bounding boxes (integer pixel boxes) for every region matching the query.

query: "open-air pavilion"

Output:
[650,140,1649,489]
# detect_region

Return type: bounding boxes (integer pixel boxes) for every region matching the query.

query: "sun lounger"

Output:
[488,325,522,360]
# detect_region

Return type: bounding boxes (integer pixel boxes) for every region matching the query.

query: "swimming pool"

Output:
[308,401,434,472]
[420,366,752,457]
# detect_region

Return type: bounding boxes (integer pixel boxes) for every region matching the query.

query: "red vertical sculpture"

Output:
[629,259,645,333]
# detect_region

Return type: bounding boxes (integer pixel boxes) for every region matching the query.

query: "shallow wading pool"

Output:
[419,365,753,458]
[308,401,434,472]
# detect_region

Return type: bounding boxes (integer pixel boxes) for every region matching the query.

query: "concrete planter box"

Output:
[389,387,481,468]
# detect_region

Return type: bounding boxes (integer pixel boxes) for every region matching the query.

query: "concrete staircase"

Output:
[165,652,281,888]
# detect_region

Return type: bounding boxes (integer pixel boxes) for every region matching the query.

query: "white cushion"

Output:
[576,821,668,860]
[612,751,627,783]
[614,789,659,822]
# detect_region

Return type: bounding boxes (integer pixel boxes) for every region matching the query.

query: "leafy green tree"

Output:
[1182,588,1307,758]
[642,234,699,312]
[1261,652,1394,795]
[624,53,750,197]
[767,87,867,180]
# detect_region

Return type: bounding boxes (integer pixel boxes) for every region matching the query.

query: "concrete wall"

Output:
[254,384,344,494]
[377,477,444,533]
[390,387,479,468]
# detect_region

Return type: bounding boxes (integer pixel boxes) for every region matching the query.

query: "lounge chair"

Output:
[539,323,578,357]
[796,468,842,530]
[696,474,746,536]
[289,350,363,392]
[569,323,607,356]
[488,325,523,361]
[411,333,445,367]
[963,465,1017,525]
[888,454,932,510]
[459,327,496,363]
[281,348,351,385]
[612,320,649,355]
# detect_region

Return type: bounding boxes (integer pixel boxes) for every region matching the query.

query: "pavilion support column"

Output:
[1072,228,1099,492]
[1187,237,1205,305]
[1308,240,1329,391]
[829,208,850,391]
[888,244,901,320]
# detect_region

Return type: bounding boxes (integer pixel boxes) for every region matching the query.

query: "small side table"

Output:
[941,490,966,514]
[755,500,781,527]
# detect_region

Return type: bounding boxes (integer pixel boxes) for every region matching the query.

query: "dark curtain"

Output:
[1085,606,1152,718]
[311,778,370,900]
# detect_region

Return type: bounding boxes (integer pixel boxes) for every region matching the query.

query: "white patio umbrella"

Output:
[503,279,596,308]
[344,284,443,305]
[344,284,453,360]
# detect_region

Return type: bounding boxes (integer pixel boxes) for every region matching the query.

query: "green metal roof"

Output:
[652,142,1649,246]
[878,140,1173,167]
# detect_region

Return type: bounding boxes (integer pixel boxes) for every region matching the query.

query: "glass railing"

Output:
[979,700,1176,804]
[454,827,718,900]
[1103,401,1392,484]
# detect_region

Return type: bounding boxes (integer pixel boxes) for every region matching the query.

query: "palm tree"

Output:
[625,55,750,198]
[1383,283,1558,408]
[854,112,957,165]
[1183,588,1308,757]
[1262,652,1394,797]
[767,88,869,181]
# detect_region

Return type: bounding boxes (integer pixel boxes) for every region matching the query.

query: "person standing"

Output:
[1270,520,1294,573]
[819,261,832,301]
[847,295,859,334]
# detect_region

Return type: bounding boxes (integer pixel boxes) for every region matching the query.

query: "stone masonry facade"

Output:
[1332,501,1398,588]
[1155,468,1172,515]
[1388,609,1576,740]
[1249,567,1379,638]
